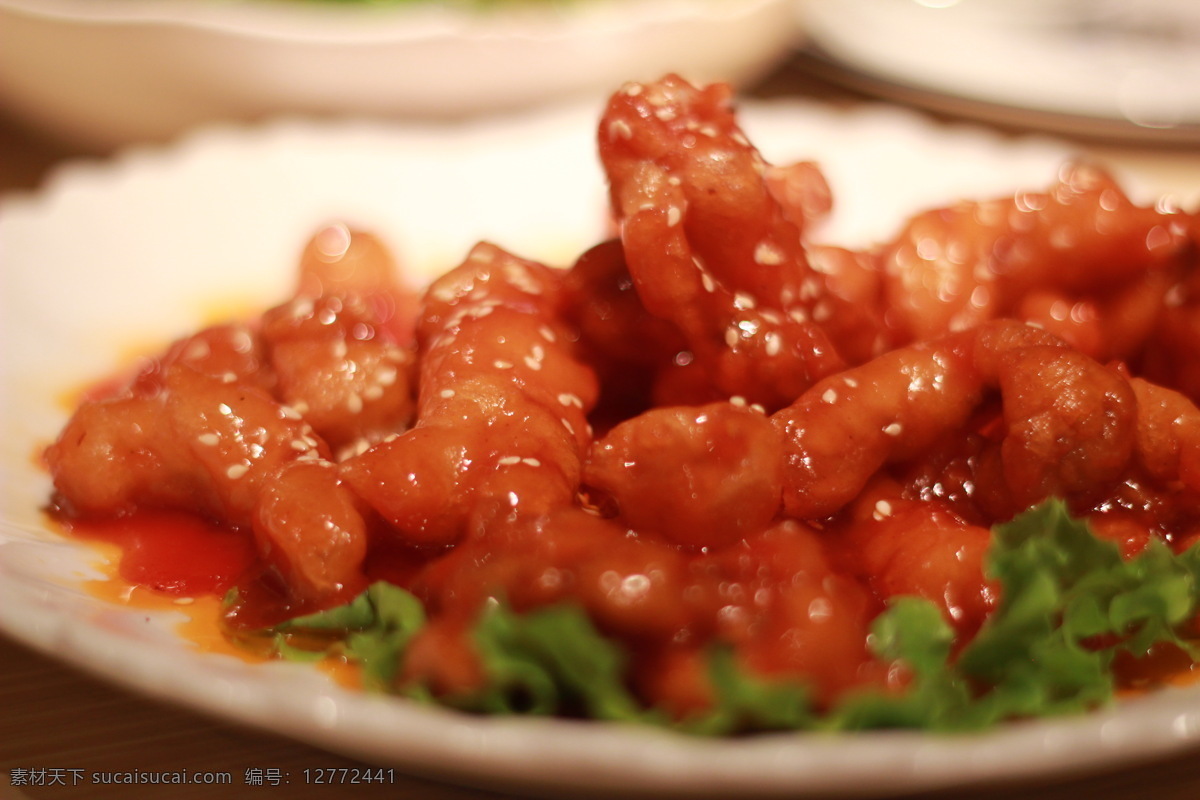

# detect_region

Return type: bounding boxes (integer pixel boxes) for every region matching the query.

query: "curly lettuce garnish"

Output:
[246,500,1200,732]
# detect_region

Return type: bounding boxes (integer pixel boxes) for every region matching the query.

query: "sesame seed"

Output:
[503,263,543,295]
[493,359,514,370]
[497,455,522,466]
[822,388,838,404]
[230,328,254,354]
[725,328,741,348]
[764,333,782,357]
[700,272,716,293]
[291,297,315,320]
[522,457,542,467]
[538,325,557,342]
[363,385,384,401]
[753,241,784,265]
[873,499,893,521]
[469,305,495,321]
[730,395,748,407]
[843,377,859,388]
[197,432,219,446]
[557,393,583,408]
[667,206,682,227]
[440,388,456,399]
[883,422,903,437]
[183,339,211,361]
[609,119,633,140]
[377,365,398,386]
[336,438,372,461]
[226,463,250,480]
[524,356,543,371]
[733,291,757,310]
[347,394,364,414]
[430,283,458,303]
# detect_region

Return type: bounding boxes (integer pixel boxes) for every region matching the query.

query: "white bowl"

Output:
[0,0,803,151]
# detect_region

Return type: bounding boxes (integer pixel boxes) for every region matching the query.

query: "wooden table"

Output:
[4,58,1200,800]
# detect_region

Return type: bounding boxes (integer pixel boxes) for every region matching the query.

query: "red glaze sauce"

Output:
[64,510,254,598]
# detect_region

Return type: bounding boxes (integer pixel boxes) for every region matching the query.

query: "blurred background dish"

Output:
[798,0,1200,145]
[0,0,803,151]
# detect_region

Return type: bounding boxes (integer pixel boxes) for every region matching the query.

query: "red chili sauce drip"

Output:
[63,510,254,598]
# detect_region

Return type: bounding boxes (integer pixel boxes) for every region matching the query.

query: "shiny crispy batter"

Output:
[46,333,328,527]
[261,226,417,456]
[584,401,783,549]
[842,478,996,635]
[764,160,833,235]
[1140,214,1200,403]
[46,331,375,603]
[712,521,884,708]
[410,508,694,641]
[772,319,1140,520]
[341,243,599,547]
[879,163,1193,359]
[1129,378,1200,492]
[46,226,420,601]
[255,460,368,600]
[561,239,689,419]
[598,74,848,409]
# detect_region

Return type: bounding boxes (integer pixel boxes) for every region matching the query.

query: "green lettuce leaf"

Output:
[451,601,651,722]
[829,597,978,731]
[683,647,815,735]
[266,581,425,689]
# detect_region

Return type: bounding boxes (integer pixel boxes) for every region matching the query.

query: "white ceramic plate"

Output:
[4,98,1200,798]
[0,0,801,151]
[801,0,1200,144]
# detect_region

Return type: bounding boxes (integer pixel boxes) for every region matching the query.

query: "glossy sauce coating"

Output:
[44,75,1200,721]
